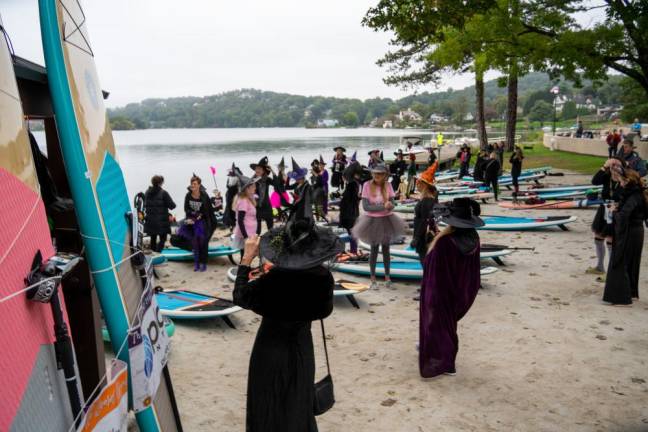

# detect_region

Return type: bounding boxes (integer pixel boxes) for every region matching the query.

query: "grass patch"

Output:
[501,142,605,175]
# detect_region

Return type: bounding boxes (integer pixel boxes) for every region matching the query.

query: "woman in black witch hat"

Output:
[251,156,275,231]
[419,197,484,377]
[286,158,314,223]
[234,219,344,432]
[331,146,347,192]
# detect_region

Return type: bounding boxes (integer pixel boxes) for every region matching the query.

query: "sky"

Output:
[1,1,606,108]
[1,0,502,108]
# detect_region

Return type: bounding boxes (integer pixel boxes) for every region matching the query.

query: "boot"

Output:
[200,263,207,272]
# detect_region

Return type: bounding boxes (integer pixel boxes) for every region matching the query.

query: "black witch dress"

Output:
[603,185,647,304]
[234,265,334,432]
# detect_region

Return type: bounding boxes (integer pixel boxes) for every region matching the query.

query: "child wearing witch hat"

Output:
[250,156,276,231]
[411,161,439,263]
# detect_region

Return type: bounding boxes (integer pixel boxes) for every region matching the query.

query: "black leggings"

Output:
[369,244,390,279]
[257,214,273,232]
[149,233,167,253]
[489,179,499,200]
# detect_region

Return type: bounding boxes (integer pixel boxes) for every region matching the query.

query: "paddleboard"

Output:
[226,266,368,307]
[155,289,242,326]
[438,215,578,231]
[356,241,513,263]
[460,173,544,187]
[150,252,167,266]
[500,190,593,201]
[0,30,77,431]
[520,184,601,194]
[331,261,498,280]
[103,317,176,342]
[161,245,240,262]
[39,1,181,430]
[498,198,603,210]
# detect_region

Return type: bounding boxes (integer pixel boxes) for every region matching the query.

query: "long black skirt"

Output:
[246,318,318,432]
[603,223,644,304]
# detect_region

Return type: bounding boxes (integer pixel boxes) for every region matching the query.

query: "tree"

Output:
[109,116,135,130]
[521,1,648,97]
[561,100,577,120]
[528,100,553,122]
[619,77,648,122]
[523,89,554,115]
[342,112,359,127]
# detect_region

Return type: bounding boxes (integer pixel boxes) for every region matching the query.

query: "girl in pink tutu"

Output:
[232,175,260,250]
[352,163,407,289]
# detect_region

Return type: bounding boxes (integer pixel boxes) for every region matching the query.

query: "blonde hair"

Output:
[622,169,648,206]
[234,184,257,209]
[428,225,454,253]
[370,175,389,203]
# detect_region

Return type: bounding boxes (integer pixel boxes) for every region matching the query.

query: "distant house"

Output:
[369,117,380,128]
[553,95,569,113]
[464,112,474,121]
[382,120,393,129]
[574,96,597,111]
[429,113,448,123]
[317,118,339,128]
[398,108,422,122]
[597,105,623,117]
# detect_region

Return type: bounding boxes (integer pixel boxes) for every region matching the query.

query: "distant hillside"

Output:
[108,72,624,129]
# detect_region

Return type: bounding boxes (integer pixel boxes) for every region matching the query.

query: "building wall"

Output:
[543,133,648,159]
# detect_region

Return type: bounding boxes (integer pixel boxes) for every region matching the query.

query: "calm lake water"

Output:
[36,127,453,207]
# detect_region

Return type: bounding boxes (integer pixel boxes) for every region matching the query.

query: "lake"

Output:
[35,127,451,208]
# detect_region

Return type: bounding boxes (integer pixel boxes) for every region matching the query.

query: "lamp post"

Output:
[550,86,560,135]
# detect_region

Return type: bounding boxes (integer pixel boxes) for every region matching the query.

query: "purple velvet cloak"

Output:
[419,233,481,378]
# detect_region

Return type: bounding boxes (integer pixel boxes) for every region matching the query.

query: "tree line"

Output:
[108,72,627,130]
[363,0,648,149]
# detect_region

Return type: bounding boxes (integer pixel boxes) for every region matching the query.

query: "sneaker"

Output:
[384,280,392,289]
[370,280,378,290]
[443,370,457,376]
[596,276,606,283]
[586,267,605,275]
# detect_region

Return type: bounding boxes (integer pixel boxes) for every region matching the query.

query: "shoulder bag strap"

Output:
[320,319,331,376]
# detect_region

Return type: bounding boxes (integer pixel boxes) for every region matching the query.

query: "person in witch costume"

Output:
[233,219,343,432]
[223,163,243,231]
[310,159,327,222]
[339,161,363,255]
[419,197,484,378]
[602,168,648,305]
[390,150,407,194]
[319,155,330,215]
[287,158,314,223]
[251,156,275,231]
[367,149,382,170]
[411,161,439,263]
[182,174,217,271]
[331,146,347,191]
[273,157,291,208]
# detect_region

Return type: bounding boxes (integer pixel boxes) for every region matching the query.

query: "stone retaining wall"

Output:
[543,133,648,159]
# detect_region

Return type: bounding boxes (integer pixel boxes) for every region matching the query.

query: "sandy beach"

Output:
[152,172,648,432]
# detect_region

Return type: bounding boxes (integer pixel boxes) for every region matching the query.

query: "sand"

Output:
[151,173,648,432]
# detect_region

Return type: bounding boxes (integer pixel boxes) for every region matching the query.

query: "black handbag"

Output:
[313,319,335,416]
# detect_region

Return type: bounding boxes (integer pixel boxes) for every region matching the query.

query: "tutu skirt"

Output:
[352,213,407,245]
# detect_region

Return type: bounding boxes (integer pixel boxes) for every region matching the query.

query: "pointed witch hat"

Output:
[236,172,260,192]
[250,156,270,171]
[351,151,357,162]
[288,158,308,180]
[277,157,286,170]
[418,161,438,186]
[227,162,237,176]
[319,154,327,165]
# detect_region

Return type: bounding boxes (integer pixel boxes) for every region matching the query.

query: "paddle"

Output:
[481,243,535,251]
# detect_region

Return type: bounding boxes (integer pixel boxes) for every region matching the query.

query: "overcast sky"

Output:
[2,1,606,108]
[1,0,503,107]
